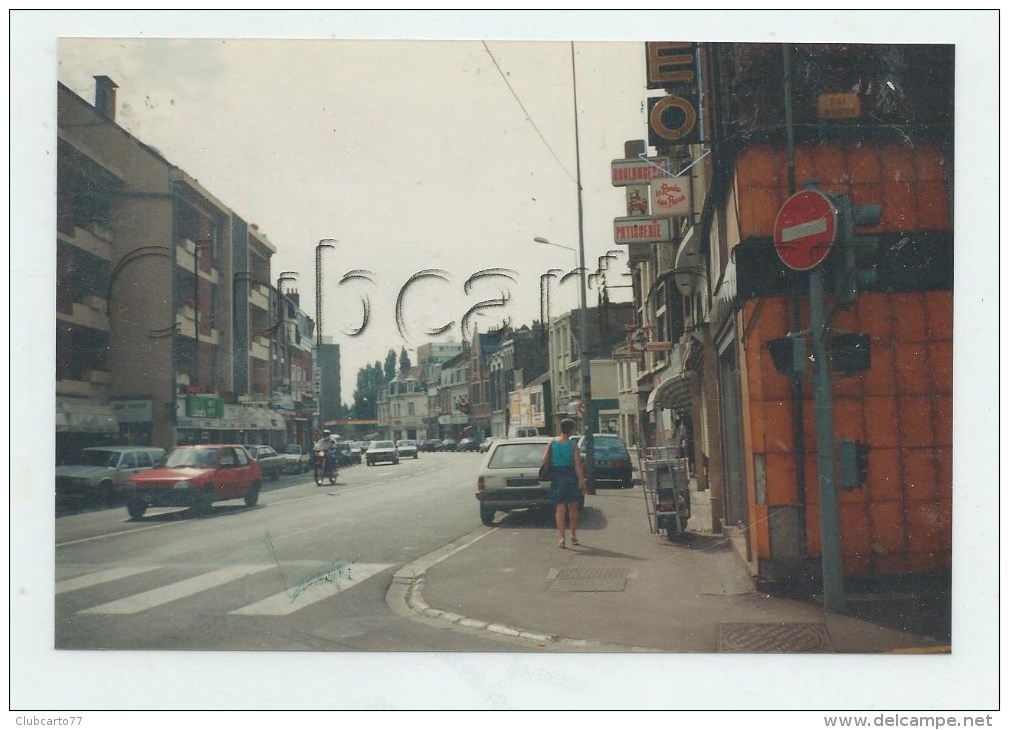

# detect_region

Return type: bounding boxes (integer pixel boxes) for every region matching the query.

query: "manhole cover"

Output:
[550,567,630,593]
[717,623,834,653]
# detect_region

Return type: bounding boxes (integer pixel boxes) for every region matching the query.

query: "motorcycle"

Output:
[314,448,338,486]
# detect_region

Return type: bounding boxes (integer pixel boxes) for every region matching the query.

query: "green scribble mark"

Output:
[288,560,354,603]
[264,532,289,593]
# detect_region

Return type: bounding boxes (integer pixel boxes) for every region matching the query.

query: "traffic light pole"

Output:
[809,265,845,613]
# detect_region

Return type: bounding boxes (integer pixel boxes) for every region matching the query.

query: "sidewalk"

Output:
[389,471,950,653]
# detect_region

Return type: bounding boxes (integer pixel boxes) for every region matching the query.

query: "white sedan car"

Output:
[474,437,582,526]
[396,439,419,459]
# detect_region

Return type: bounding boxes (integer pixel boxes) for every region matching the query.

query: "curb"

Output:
[383,524,661,653]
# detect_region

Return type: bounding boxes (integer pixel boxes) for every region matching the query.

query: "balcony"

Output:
[250,283,271,311]
[65,301,110,331]
[87,369,112,385]
[61,224,113,260]
[250,336,270,360]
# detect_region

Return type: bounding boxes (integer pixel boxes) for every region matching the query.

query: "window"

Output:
[120,452,137,469]
[136,451,153,468]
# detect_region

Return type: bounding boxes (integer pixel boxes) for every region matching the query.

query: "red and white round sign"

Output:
[773,189,838,271]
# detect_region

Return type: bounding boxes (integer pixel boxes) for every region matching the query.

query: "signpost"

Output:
[773,184,844,613]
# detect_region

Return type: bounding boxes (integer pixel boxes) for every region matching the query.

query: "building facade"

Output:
[622,42,953,586]
[57,77,313,459]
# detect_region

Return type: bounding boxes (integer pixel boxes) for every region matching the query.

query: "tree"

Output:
[352,361,384,420]
[399,346,412,374]
[384,349,397,382]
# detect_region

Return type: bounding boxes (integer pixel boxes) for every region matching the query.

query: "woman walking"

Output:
[542,418,588,548]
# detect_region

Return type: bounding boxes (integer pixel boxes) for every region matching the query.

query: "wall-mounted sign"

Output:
[186,394,224,419]
[611,156,673,187]
[111,399,153,423]
[614,216,675,244]
[646,42,697,90]
[818,93,862,119]
[649,94,701,146]
[650,176,692,217]
[626,185,649,216]
[628,326,651,352]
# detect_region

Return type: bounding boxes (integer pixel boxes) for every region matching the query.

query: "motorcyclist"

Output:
[313,430,339,478]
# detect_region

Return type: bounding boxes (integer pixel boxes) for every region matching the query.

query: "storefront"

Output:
[175,400,286,448]
[56,396,120,463]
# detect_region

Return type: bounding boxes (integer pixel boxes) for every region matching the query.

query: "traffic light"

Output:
[838,439,870,491]
[830,332,872,373]
[768,335,807,376]
[828,193,881,309]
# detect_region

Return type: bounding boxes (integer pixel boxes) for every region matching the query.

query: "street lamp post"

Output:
[535,236,593,485]
[314,239,337,434]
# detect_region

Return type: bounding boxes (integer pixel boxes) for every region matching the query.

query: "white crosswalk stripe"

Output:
[62,561,395,617]
[79,564,274,615]
[230,563,393,616]
[56,566,157,594]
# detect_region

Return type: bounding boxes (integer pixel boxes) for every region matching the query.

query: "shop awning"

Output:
[673,227,705,296]
[56,398,119,434]
[645,352,693,412]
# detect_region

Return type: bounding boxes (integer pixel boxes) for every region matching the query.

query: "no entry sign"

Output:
[773,189,838,271]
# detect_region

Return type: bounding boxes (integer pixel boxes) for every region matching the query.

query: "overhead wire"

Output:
[481,41,577,186]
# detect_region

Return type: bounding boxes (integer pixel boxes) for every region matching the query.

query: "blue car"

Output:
[578,434,634,491]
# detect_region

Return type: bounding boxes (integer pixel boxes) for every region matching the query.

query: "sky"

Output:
[11,9,1001,714]
[55,32,648,400]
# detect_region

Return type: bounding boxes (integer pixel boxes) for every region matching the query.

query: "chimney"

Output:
[286,288,300,307]
[94,76,118,121]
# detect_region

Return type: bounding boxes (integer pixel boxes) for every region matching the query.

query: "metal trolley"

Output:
[641,447,691,539]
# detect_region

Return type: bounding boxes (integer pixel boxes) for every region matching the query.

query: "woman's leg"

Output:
[569,501,580,542]
[555,503,567,545]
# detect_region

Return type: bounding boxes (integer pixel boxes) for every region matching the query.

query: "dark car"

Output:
[366,440,400,466]
[420,439,441,453]
[438,439,458,452]
[122,444,263,519]
[245,444,285,481]
[578,434,634,490]
[457,438,481,452]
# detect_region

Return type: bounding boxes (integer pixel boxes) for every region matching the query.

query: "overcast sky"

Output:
[55,33,648,396]
[12,9,1000,714]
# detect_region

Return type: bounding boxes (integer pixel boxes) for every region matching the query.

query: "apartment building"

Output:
[57,77,314,459]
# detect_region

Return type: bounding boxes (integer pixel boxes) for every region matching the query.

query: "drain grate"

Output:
[718,622,834,653]
[550,567,630,593]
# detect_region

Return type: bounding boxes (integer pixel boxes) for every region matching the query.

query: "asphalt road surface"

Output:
[55,451,521,652]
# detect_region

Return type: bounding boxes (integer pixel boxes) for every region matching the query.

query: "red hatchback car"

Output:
[121,444,262,520]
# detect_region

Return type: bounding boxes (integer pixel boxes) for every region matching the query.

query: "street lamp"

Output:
[314,239,337,435]
[315,240,337,348]
[536,236,592,484]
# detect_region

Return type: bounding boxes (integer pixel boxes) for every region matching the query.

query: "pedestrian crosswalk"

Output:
[58,562,394,617]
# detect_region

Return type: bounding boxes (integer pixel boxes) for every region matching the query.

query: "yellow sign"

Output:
[818,93,861,119]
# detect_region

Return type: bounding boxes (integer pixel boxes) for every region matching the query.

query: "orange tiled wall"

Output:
[736,141,951,237]
[742,289,952,578]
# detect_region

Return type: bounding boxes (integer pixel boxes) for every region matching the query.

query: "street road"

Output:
[55,452,522,652]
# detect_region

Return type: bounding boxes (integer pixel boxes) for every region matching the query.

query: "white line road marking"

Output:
[781,217,827,242]
[79,564,274,614]
[230,563,393,616]
[56,566,157,594]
